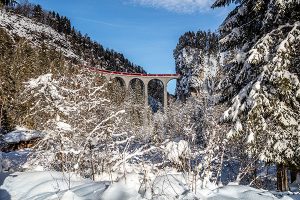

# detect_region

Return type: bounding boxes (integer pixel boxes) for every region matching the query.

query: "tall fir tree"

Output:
[33,4,43,21]
[213,0,300,190]
[0,0,17,7]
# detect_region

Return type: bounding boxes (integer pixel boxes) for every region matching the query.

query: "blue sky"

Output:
[29,0,231,93]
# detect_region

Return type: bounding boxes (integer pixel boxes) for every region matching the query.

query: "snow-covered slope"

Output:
[0,8,145,73]
[0,171,298,200]
[0,171,108,200]
[0,10,77,59]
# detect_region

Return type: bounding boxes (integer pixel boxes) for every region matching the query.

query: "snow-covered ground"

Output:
[0,170,299,200]
[1,149,31,172]
[0,171,108,200]
[0,146,299,200]
[0,126,299,199]
[2,126,43,144]
[0,9,77,58]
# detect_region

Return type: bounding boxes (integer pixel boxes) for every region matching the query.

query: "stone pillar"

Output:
[122,77,132,105]
[144,80,149,108]
[163,81,168,108]
[123,78,131,92]
[143,79,150,127]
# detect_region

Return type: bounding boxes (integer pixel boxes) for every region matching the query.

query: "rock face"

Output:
[174,31,220,100]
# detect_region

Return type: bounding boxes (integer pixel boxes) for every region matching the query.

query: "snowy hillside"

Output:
[0,9,77,59]
[0,6,145,73]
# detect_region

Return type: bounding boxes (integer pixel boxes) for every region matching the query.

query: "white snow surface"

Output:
[164,140,190,166]
[0,171,108,200]
[1,149,31,171]
[56,121,73,131]
[199,185,283,200]
[3,127,43,144]
[0,10,77,58]
[0,170,299,200]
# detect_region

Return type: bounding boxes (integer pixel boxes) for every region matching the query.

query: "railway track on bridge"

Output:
[88,67,180,78]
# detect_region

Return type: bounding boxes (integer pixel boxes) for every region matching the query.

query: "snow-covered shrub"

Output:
[19,70,165,182]
[148,95,229,189]
[152,174,192,199]
[21,71,128,179]
[164,140,191,170]
[162,99,200,142]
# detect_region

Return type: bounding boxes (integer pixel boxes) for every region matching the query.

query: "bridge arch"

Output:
[107,77,127,104]
[88,67,180,109]
[128,78,145,105]
[148,79,164,111]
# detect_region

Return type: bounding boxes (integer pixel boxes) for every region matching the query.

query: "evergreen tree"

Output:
[1,0,17,7]
[212,0,241,8]
[213,0,300,190]
[8,2,145,74]
[32,4,43,21]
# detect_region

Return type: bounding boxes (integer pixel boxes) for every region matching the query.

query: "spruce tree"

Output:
[1,0,17,7]
[33,4,43,21]
[213,0,300,190]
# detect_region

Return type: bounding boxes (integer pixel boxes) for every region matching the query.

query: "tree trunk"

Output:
[277,163,288,191]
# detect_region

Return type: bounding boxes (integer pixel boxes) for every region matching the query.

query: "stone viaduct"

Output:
[89,67,180,108]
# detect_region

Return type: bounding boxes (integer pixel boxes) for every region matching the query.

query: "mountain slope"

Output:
[0,9,77,59]
[0,5,147,132]
[0,4,145,73]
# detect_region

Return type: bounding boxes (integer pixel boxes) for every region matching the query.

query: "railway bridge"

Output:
[89,67,180,107]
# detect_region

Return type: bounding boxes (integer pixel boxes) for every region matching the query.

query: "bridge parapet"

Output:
[89,67,179,77]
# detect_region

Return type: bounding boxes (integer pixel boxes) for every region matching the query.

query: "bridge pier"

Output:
[163,80,168,108]
[144,79,149,108]
[124,78,131,91]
